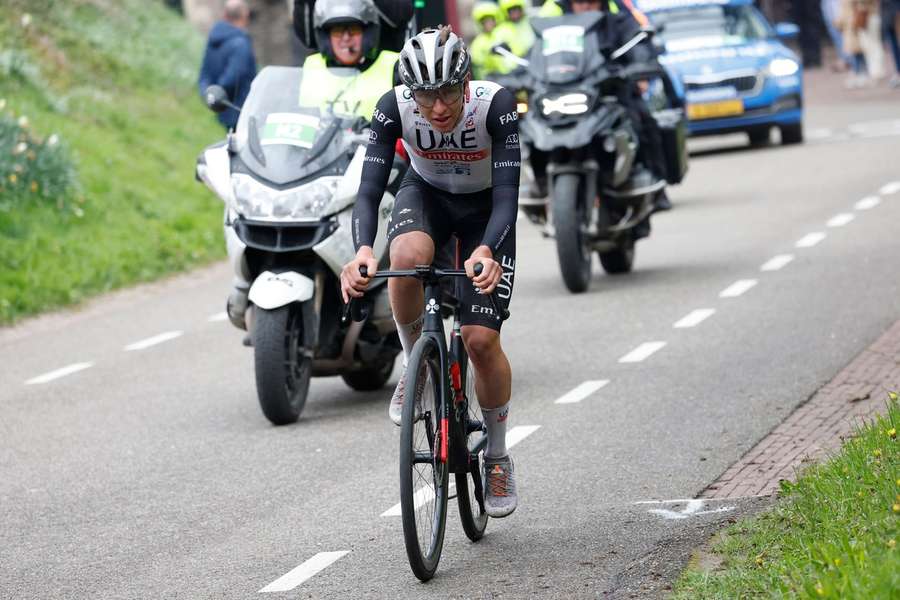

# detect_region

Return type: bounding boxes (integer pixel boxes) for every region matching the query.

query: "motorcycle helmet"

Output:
[398,27,471,90]
[313,0,381,62]
[473,2,502,28]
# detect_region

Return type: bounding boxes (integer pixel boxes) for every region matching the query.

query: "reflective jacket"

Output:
[298,51,399,121]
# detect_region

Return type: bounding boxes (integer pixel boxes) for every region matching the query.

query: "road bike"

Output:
[346,261,509,581]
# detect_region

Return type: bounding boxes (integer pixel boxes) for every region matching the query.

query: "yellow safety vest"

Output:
[298,51,398,121]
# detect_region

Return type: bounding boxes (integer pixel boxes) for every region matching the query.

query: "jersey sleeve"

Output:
[353,90,402,251]
[482,87,521,254]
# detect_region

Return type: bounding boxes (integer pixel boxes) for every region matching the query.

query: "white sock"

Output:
[482,402,510,459]
[396,315,423,363]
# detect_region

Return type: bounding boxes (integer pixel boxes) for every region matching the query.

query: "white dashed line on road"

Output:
[259,551,349,593]
[795,232,826,248]
[381,425,541,517]
[880,181,900,195]
[719,279,757,298]
[124,331,184,351]
[673,309,715,329]
[854,196,881,211]
[760,254,794,272]
[207,312,229,322]
[554,380,609,404]
[826,213,855,228]
[619,342,667,363]
[25,362,94,385]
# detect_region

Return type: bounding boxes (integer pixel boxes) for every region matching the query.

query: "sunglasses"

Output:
[329,24,364,37]
[411,83,464,108]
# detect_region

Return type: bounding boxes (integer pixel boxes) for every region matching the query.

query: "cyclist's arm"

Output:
[353,90,402,251]
[481,87,521,255]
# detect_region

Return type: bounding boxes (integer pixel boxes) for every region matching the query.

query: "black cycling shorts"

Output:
[387,169,516,331]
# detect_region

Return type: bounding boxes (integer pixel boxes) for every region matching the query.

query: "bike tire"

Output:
[253,305,311,425]
[551,173,592,293]
[400,336,448,581]
[456,359,489,542]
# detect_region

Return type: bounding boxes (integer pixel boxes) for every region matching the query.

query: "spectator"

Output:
[821,0,851,70]
[884,0,900,86]
[858,0,887,80]
[198,0,258,130]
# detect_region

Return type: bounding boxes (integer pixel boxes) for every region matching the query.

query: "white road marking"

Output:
[881,181,900,195]
[644,499,736,520]
[719,279,757,298]
[760,254,794,272]
[207,312,229,322]
[25,362,94,385]
[854,196,881,210]
[259,551,349,593]
[826,213,855,228]
[382,425,541,517]
[124,331,183,351]
[795,232,826,248]
[554,380,609,404]
[673,309,715,329]
[619,342,667,363]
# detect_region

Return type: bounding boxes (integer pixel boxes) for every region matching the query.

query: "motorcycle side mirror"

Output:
[204,85,239,114]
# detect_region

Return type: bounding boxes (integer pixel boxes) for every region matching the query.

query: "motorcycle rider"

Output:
[471,2,511,79]
[297,0,401,120]
[495,0,537,58]
[341,28,522,518]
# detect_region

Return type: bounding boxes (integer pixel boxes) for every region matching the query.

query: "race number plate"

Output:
[687,99,744,120]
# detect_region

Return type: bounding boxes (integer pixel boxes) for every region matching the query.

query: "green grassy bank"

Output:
[674,396,899,599]
[0,0,225,324]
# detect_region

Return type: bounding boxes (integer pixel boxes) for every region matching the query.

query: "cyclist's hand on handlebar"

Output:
[341,248,378,303]
[465,246,502,295]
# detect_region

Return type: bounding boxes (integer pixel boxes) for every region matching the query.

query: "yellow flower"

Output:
[29,181,38,193]
[890,391,899,401]
[8,174,17,184]
[858,490,865,498]
[893,503,900,513]
[889,428,897,439]
[755,557,764,566]
[873,449,883,458]
[833,558,841,567]
[889,539,897,549]
[815,582,825,596]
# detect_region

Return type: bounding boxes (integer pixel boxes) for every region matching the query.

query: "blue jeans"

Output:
[821,0,850,63]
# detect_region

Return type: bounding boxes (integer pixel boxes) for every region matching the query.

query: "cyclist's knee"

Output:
[390,232,434,269]
[461,326,501,365]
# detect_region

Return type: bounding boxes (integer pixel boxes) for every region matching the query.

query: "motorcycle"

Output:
[496,13,688,293]
[196,66,404,425]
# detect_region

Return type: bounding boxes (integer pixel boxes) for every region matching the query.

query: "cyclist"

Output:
[340,27,521,519]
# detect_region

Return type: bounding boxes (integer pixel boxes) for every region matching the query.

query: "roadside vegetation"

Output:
[0,0,225,324]
[674,396,899,599]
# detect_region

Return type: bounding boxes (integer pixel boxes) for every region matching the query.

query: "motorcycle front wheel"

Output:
[252,305,311,425]
[551,173,592,293]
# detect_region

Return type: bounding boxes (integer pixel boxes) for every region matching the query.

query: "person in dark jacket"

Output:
[198,0,258,130]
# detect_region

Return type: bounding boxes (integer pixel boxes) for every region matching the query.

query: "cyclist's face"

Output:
[329,24,364,65]
[571,0,602,13]
[415,82,466,133]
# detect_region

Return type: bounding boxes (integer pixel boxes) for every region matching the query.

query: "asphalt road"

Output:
[3,73,900,599]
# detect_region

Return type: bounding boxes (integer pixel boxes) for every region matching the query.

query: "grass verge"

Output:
[673,396,899,599]
[0,0,225,324]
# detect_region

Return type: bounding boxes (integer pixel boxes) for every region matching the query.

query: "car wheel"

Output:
[780,123,804,145]
[748,127,771,146]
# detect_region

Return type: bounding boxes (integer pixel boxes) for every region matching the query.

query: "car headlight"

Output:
[231,174,341,221]
[541,93,591,116]
[768,58,799,77]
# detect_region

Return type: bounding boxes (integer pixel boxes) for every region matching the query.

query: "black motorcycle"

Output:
[498,13,688,293]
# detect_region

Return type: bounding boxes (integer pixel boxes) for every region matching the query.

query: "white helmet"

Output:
[398,26,471,90]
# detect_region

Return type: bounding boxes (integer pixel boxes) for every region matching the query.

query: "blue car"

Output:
[641,0,804,145]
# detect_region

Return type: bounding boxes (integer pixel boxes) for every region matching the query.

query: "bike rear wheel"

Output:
[456,359,489,541]
[400,337,448,581]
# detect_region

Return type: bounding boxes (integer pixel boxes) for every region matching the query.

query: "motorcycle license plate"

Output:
[687,99,744,120]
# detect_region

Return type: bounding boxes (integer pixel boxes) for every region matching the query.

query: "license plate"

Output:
[687,99,744,120]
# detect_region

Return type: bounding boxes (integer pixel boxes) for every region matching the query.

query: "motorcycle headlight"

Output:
[541,93,591,116]
[768,58,799,78]
[230,174,342,221]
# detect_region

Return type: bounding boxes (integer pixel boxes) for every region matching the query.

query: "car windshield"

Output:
[650,5,771,51]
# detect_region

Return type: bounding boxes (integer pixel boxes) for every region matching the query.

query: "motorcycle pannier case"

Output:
[654,108,689,185]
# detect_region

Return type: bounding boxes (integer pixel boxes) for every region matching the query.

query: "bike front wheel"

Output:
[400,336,448,581]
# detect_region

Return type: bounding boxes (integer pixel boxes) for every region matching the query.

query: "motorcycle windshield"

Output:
[235,66,354,186]
[531,14,606,85]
